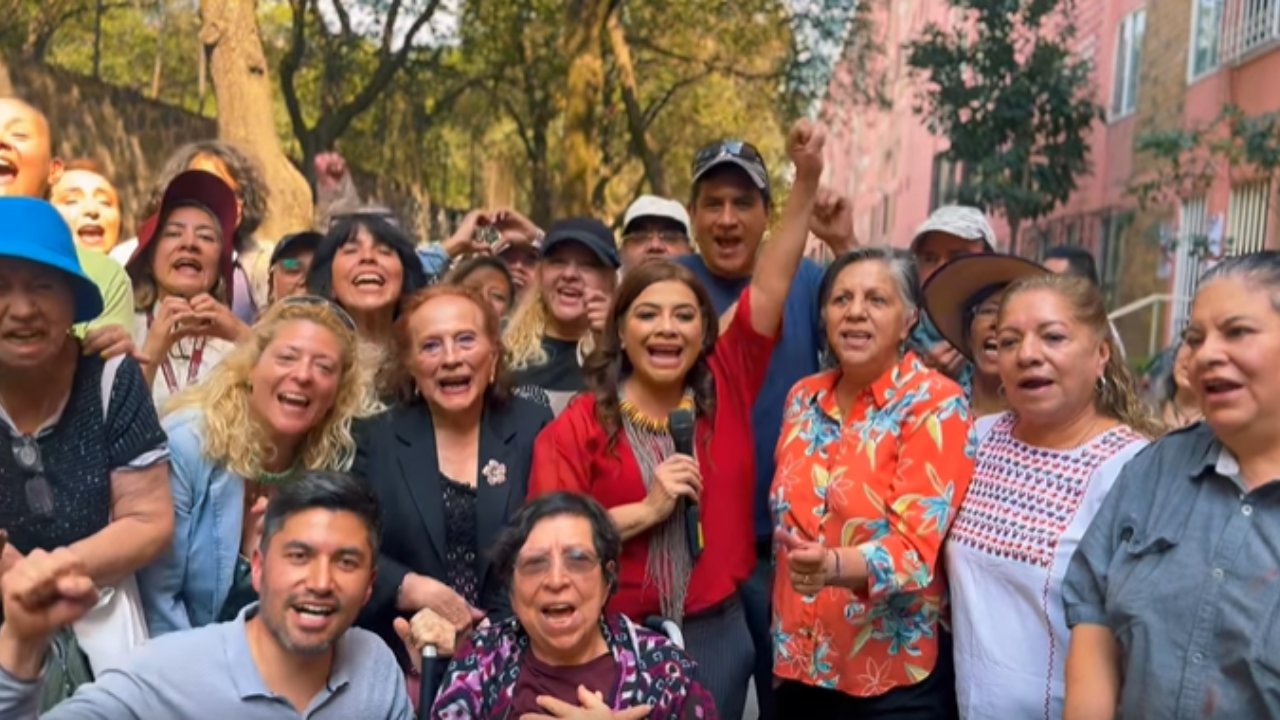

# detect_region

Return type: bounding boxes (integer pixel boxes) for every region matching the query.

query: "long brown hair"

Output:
[392,283,512,405]
[584,261,720,447]
[1000,274,1163,437]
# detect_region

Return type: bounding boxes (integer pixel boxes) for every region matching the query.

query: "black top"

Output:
[0,356,165,554]
[441,476,480,607]
[510,337,585,417]
[352,395,554,670]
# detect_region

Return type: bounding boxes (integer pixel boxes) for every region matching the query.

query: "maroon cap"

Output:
[128,170,239,299]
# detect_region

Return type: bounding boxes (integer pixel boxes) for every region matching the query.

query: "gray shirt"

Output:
[1063,423,1280,719]
[0,604,413,719]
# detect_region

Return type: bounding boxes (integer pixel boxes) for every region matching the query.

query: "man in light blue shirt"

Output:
[0,472,412,719]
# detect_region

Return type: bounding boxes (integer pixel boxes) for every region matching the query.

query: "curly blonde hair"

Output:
[1001,274,1164,438]
[503,273,610,371]
[164,298,381,478]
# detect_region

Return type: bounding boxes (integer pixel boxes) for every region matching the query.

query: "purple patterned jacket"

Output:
[430,613,718,719]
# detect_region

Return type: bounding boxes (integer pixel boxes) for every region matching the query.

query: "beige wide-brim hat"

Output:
[922,254,1048,358]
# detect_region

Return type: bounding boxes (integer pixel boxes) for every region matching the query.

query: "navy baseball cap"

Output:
[0,197,104,322]
[692,140,771,203]
[270,231,324,266]
[540,218,620,269]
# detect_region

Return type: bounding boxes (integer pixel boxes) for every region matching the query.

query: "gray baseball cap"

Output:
[910,205,996,253]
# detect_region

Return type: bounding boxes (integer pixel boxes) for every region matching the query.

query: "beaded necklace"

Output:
[618,392,695,432]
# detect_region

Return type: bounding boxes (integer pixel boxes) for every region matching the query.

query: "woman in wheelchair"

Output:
[402,493,717,719]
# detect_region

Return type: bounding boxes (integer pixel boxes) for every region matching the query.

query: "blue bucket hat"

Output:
[0,197,104,323]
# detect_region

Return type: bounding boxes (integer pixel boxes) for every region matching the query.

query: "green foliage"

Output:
[906,0,1102,250]
[1130,104,1280,211]
[5,0,820,232]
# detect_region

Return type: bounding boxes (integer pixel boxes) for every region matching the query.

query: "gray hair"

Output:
[818,247,921,314]
[1199,251,1280,311]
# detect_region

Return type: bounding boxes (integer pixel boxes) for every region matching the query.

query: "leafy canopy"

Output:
[906,0,1101,249]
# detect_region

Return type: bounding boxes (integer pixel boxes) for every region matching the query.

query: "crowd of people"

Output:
[2,91,1280,720]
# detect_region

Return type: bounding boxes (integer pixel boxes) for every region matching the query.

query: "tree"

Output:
[906,0,1102,253]
[1131,105,1280,256]
[277,0,456,179]
[200,0,312,237]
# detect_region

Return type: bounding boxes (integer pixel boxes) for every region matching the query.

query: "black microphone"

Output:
[668,409,703,561]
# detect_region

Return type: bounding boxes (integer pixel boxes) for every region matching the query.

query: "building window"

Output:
[1112,9,1146,118]
[1227,180,1272,254]
[1172,197,1207,336]
[930,153,963,210]
[1222,0,1280,64]
[1190,0,1225,80]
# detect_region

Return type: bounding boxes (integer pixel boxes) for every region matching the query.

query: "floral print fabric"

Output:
[770,352,975,698]
[431,613,717,719]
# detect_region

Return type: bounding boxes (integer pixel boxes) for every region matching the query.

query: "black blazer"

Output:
[352,394,553,665]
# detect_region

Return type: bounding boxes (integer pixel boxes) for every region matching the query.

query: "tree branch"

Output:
[641,69,711,129]
[328,0,353,37]
[381,0,404,53]
[309,0,444,151]
[629,35,782,81]
[279,0,311,152]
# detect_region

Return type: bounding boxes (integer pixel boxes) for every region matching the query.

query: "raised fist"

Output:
[788,119,827,183]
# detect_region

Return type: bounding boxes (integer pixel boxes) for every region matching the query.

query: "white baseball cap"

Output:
[622,195,691,237]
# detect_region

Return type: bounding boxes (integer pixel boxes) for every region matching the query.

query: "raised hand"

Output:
[774,528,834,596]
[314,152,350,192]
[809,186,856,254]
[788,118,827,184]
[443,209,497,259]
[141,296,197,363]
[190,293,250,343]
[81,323,142,361]
[584,289,611,334]
[1,548,98,646]
[489,208,542,242]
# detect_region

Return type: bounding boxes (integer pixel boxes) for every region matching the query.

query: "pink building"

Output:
[820,0,1280,351]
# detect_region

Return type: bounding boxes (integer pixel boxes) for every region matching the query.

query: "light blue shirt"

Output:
[0,603,413,719]
[136,410,244,635]
[417,244,450,280]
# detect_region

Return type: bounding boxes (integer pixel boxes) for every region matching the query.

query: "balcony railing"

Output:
[1222,0,1280,65]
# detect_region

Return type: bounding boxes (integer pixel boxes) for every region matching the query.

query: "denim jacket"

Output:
[137,410,244,636]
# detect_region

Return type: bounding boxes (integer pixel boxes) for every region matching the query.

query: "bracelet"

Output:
[830,548,842,584]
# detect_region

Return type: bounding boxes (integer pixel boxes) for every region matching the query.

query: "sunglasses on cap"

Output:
[692,140,766,173]
[277,294,358,332]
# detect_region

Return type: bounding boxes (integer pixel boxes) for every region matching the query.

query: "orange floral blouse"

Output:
[770,352,975,698]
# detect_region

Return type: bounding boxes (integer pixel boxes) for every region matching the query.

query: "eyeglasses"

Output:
[692,140,766,173]
[11,436,55,520]
[515,549,601,579]
[277,295,358,332]
[621,230,688,247]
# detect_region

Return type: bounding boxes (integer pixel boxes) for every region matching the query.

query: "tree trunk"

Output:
[606,8,668,197]
[1008,216,1021,256]
[199,0,313,239]
[529,124,554,227]
[558,0,610,217]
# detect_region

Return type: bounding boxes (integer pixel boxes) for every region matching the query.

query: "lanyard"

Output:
[147,310,208,395]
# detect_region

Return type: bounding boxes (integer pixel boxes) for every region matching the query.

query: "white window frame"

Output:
[1111,9,1146,120]
[1188,0,1225,82]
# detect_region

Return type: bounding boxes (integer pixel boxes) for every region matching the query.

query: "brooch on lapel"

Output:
[482,459,508,487]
